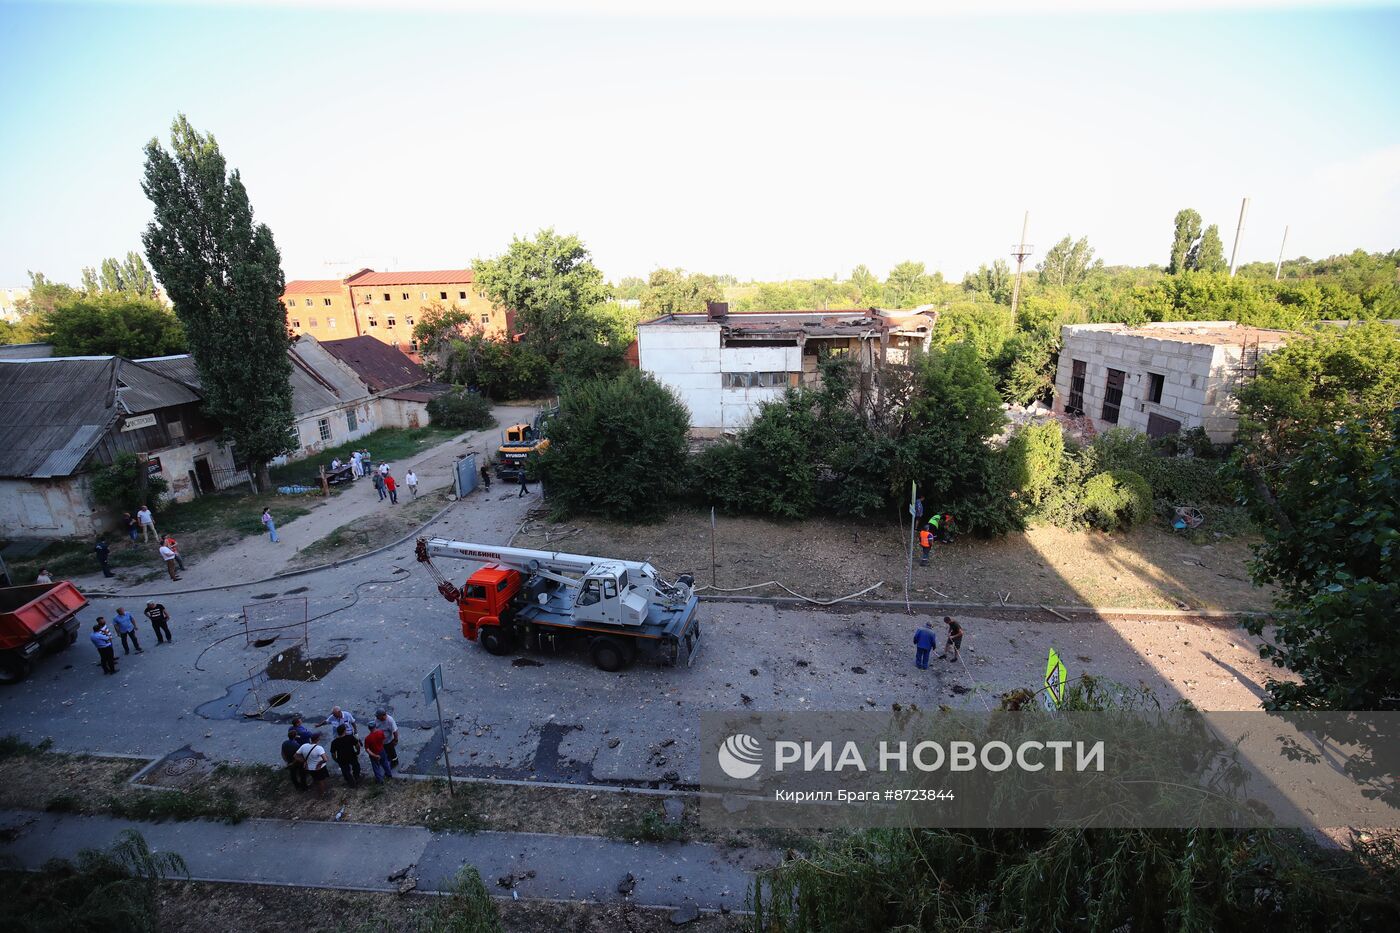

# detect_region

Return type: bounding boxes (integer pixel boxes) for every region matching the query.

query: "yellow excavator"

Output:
[494,406,555,483]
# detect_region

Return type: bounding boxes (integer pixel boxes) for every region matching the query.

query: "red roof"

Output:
[319,336,427,394]
[282,279,344,295]
[346,269,474,287]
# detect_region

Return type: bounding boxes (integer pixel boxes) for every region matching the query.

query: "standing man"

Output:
[518,473,531,498]
[350,449,363,478]
[918,526,933,567]
[480,463,492,491]
[940,616,964,662]
[378,461,390,478]
[261,508,279,543]
[162,534,186,571]
[384,472,398,505]
[404,469,418,498]
[35,568,53,584]
[364,721,393,783]
[136,504,158,542]
[158,541,181,581]
[91,619,117,675]
[372,470,387,502]
[913,620,936,671]
[297,732,330,798]
[112,607,142,655]
[144,601,173,644]
[374,708,400,769]
[94,535,115,578]
[122,511,139,545]
[281,727,308,791]
[915,494,925,523]
[330,724,362,787]
[321,706,356,735]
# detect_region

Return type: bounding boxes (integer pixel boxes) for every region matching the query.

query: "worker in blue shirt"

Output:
[112,607,142,655]
[90,619,117,675]
[913,620,937,670]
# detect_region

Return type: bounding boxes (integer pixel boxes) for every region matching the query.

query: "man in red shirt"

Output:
[364,724,393,782]
[384,473,398,505]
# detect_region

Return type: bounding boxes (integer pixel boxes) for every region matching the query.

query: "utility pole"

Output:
[1274,225,1289,280]
[1009,211,1033,319]
[1228,197,1250,277]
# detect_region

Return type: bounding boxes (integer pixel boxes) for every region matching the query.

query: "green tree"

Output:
[413,301,475,374]
[538,370,691,521]
[1168,208,1203,275]
[963,259,1012,304]
[848,264,882,306]
[1037,235,1101,286]
[883,261,940,308]
[18,271,80,317]
[1190,224,1227,274]
[612,276,647,301]
[472,228,610,364]
[443,334,551,399]
[640,268,723,316]
[141,114,295,488]
[40,293,186,358]
[426,387,496,430]
[930,302,1014,365]
[90,452,170,511]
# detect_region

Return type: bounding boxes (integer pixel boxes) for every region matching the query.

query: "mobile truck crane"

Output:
[415,537,701,672]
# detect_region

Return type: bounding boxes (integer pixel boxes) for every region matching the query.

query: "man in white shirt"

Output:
[374,709,400,767]
[350,450,363,478]
[321,706,356,735]
[405,470,418,498]
[35,569,53,584]
[136,505,158,542]
[158,543,180,581]
[297,733,330,797]
[378,462,390,477]
[330,457,342,472]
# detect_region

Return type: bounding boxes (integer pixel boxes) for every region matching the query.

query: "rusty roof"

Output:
[345,269,474,287]
[318,336,427,394]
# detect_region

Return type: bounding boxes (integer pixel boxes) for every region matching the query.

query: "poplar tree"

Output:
[1168,208,1203,274]
[141,115,294,488]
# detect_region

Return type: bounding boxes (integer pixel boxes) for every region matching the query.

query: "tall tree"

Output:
[963,260,1012,304]
[141,114,295,488]
[473,228,610,365]
[1190,224,1227,274]
[848,264,881,306]
[640,268,722,316]
[884,261,939,308]
[1036,235,1101,286]
[1168,208,1203,274]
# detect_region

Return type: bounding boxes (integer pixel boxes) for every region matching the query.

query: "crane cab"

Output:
[574,563,646,627]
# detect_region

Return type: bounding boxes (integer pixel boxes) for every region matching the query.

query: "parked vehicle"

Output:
[0,582,88,684]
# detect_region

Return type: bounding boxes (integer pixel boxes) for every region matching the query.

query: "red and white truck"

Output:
[0,581,88,684]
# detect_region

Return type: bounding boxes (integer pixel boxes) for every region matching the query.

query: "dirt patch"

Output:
[265,643,347,682]
[154,880,743,933]
[517,511,1271,612]
[0,752,143,811]
[285,487,449,570]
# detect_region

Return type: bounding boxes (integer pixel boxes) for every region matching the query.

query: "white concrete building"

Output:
[1052,321,1291,444]
[638,304,934,434]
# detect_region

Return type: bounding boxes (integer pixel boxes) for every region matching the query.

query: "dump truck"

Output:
[415,537,701,671]
[494,407,555,483]
[0,581,88,684]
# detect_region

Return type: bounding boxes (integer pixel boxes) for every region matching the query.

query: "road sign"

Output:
[1044,648,1068,711]
[421,663,443,704]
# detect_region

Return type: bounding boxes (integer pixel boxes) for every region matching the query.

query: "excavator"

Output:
[415,537,701,672]
[494,406,556,483]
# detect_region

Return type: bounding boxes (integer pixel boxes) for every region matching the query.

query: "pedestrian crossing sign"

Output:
[1044,648,1068,711]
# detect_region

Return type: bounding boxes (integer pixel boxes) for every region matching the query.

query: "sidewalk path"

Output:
[0,809,763,912]
[71,404,534,596]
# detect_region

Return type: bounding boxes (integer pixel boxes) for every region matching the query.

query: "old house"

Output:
[637,303,934,434]
[1052,321,1291,444]
[0,356,239,536]
[317,335,448,430]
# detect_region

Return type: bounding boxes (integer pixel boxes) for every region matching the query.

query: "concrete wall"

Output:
[1053,328,1215,438]
[639,323,723,432]
[718,344,801,430]
[0,475,102,538]
[148,436,240,502]
[286,400,378,463]
[378,396,431,430]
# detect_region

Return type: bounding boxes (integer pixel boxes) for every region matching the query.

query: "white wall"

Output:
[285,401,377,463]
[149,437,240,502]
[0,476,101,538]
[1054,328,1216,437]
[639,323,723,431]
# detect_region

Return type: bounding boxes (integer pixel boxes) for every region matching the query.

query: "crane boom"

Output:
[421,537,651,576]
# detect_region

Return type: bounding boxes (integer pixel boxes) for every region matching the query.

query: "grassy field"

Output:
[268,425,459,487]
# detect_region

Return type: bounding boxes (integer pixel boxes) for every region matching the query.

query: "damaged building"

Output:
[637,302,935,434]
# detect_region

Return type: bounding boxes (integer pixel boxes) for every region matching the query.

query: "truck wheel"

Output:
[479,627,514,656]
[590,637,629,673]
[0,653,32,685]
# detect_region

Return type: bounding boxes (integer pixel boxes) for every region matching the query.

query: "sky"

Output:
[1,1,1398,287]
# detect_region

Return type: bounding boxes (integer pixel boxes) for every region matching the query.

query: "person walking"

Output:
[518,474,531,498]
[261,508,279,543]
[112,607,143,655]
[405,469,418,498]
[136,504,158,542]
[480,463,492,491]
[158,542,181,581]
[281,727,308,791]
[374,709,400,768]
[297,732,330,798]
[144,601,173,644]
[35,569,53,584]
[940,616,964,662]
[372,470,387,502]
[384,472,398,505]
[913,620,937,670]
[122,512,139,545]
[321,706,356,735]
[94,536,115,578]
[330,724,363,787]
[162,534,186,571]
[91,619,117,675]
[364,722,393,783]
[350,449,363,478]
[918,527,933,567]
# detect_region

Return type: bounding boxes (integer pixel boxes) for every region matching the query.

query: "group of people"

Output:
[279,707,401,795]
[88,602,174,675]
[912,616,964,670]
[370,461,417,504]
[915,497,956,567]
[104,505,188,580]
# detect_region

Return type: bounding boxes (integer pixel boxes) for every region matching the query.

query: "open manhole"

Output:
[266,644,347,682]
[253,637,278,648]
[267,692,293,708]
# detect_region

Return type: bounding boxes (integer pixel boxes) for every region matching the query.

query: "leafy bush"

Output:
[444,335,552,399]
[426,388,495,431]
[1081,468,1153,531]
[89,451,169,512]
[538,370,690,521]
[690,442,753,515]
[1006,420,1065,508]
[734,391,819,519]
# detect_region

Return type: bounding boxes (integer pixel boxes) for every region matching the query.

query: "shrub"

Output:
[690,442,754,515]
[1007,420,1066,508]
[735,391,819,519]
[426,388,495,431]
[89,451,169,512]
[1081,468,1153,531]
[538,370,690,521]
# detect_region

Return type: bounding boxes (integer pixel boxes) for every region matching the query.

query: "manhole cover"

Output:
[165,757,199,776]
[268,692,293,708]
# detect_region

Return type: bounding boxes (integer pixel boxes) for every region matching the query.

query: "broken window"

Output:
[1067,360,1086,414]
[1102,368,1125,424]
[1147,372,1165,404]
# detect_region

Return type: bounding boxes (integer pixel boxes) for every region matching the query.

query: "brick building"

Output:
[281,268,507,360]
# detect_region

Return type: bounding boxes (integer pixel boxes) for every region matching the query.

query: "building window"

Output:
[347,409,358,432]
[1067,359,1086,415]
[368,317,378,328]
[323,298,332,306]
[317,418,331,441]
[1102,368,1125,424]
[384,292,392,301]
[480,314,489,324]
[362,293,372,303]
[459,291,466,300]
[406,315,414,325]
[387,316,396,327]
[309,317,318,327]
[305,298,312,306]
[409,340,419,353]
[440,291,448,300]
[291,319,301,329]
[400,292,408,300]
[724,372,789,388]
[287,300,296,309]
[327,317,336,328]
[1147,372,1165,404]
[421,291,428,300]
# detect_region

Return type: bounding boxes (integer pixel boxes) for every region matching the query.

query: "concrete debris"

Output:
[662,798,684,824]
[616,872,636,894]
[670,901,701,925]
[607,737,621,748]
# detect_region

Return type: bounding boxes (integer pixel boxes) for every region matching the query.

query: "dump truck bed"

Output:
[0,582,87,652]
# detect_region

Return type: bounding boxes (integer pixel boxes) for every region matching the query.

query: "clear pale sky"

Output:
[1,1,1397,285]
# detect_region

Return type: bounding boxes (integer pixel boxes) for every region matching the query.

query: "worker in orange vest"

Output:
[918,527,933,566]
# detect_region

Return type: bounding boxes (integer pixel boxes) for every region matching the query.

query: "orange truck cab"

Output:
[455,566,523,643]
